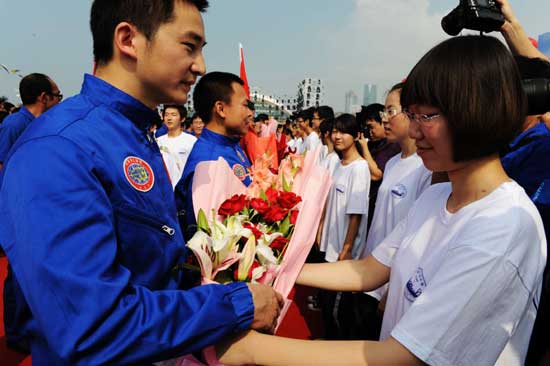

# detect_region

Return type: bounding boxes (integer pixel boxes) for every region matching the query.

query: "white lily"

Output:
[186,231,214,280]
[258,232,283,247]
[256,243,279,265]
[237,236,257,281]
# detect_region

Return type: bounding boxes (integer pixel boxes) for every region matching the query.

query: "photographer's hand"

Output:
[496,0,549,61]
[358,132,383,181]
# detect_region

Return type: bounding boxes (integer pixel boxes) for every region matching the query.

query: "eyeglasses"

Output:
[379,108,402,121]
[403,109,441,125]
[49,92,63,101]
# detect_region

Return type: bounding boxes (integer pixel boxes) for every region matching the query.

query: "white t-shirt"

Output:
[372,182,546,366]
[157,132,197,189]
[303,131,321,152]
[323,151,340,177]
[287,137,304,154]
[365,152,432,258]
[320,159,371,262]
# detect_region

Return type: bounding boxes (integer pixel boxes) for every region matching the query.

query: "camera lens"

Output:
[523,79,550,115]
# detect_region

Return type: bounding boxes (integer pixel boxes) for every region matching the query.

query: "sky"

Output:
[1,0,549,112]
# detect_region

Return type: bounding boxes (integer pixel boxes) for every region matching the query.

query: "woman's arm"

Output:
[338,214,362,260]
[218,331,424,366]
[296,255,390,292]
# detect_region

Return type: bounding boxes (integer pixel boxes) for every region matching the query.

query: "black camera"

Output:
[442,0,505,36]
[523,79,550,115]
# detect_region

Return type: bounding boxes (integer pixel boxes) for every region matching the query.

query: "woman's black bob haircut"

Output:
[401,35,527,163]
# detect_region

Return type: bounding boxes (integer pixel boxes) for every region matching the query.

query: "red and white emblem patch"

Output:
[232,164,247,181]
[123,156,155,192]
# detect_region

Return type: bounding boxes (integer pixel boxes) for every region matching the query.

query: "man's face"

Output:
[45,80,62,110]
[163,107,182,132]
[223,83,252,137]
[135,1,206,107]
[252,120,264,134]
[191,116,204,135]
[312,112,322,129]
[366,119,386,140]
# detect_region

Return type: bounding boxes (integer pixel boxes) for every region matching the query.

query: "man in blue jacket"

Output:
[175,72,253,237]
[0,73,61,169]
[0,0,282,365]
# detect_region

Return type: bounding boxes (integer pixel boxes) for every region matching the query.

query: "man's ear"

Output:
[214,101,226,119]
[113,22,141,61]
[37,92,49,106]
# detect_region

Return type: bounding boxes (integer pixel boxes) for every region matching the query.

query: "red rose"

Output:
[250,198,270,215]
[277,191,302,209]
[265,187,279,203]
[270,236,288,252]
[218,194,247,216]
[264,205,288,223]
[243,222,263,240]
[290,210,299,225]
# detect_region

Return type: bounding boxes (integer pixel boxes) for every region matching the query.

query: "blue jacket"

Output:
[175,128,251,235]
[0,106,35,163]
[0,74,254,365]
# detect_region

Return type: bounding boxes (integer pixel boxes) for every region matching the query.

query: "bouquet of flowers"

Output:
[159,146,331,366]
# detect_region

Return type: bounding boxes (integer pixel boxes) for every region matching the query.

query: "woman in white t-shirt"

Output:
[319,113,371,263]
[217,36,547,366]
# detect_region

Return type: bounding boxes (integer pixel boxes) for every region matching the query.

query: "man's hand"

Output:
[247,283,284,334]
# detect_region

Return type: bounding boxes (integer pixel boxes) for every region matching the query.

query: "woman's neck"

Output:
[340,146,362,165]
[399,137,417,158]
[446,154,510,213]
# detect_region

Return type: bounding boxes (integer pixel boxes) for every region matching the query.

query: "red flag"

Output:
[528,37,539,49]
[239,43,251,99]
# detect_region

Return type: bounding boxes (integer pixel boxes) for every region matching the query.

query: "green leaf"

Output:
[260,189,268,201]
[279,215,290,236]
[197,209,211,234]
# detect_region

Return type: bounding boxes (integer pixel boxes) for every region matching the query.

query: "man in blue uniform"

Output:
[0,73,61,169]
[176,72,253,237]
[0,1,282,364]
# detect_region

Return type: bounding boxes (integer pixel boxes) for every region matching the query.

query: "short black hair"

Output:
[255,113,269,122]
[297,108,313,122]
[319,117,334,136]
[193,71,244,123]
[401,35,526,162]
[389,82,405,94]
[91,0,209,65]
[19,73,53,105]
[356,103,384,126]
[162,104,187,120]
[315,105,335,121]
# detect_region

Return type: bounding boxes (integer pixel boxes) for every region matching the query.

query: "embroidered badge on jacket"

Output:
[124,156,155,192]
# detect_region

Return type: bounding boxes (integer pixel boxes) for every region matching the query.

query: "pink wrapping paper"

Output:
[170,146,331,365]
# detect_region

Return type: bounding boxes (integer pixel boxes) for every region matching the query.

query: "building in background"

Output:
[345,90,359,114]
[539,32,550,57]
[363,83,378,106]
[296,78,324,111]
[250,88,292,120]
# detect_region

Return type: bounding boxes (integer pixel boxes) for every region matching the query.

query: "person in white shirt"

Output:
[319,118,340,176]
[364,83,432,303]
[156,104,197,189]
[217,35,547,366]
[317,113,371,339]
[286,122,304,154]
[298,108,321,152]
[319,114,371,263]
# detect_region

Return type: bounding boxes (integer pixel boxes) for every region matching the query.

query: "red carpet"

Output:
[0,257,32,366]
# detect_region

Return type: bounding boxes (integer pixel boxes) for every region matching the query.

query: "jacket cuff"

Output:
[225,282,254,332]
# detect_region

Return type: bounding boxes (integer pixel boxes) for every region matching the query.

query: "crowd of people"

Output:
[0,0,549,365]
